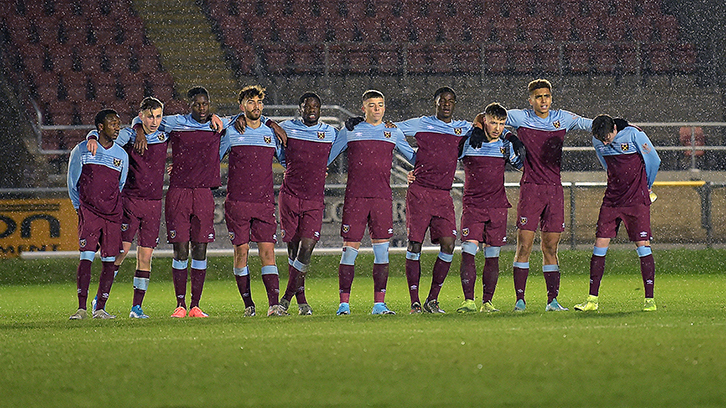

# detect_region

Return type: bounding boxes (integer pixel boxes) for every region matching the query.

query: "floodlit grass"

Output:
[1,250,726,407]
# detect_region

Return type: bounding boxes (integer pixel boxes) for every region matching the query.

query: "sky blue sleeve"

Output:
[394,118,420,137]
[85,129,98,141]
[67,145,82,209]
[505,109,527,129]
[157,115,182,132]
[634,131,661,188]
[119,150,129,192]
[592,137,607,171]
[564,111,593,132]
[219,130,231,160]
[394,129,416,165]
[327,127,348,165]
[114,127,134,148]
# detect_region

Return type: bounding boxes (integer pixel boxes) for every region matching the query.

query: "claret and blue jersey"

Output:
[593,125,661,207]
[506,108,592,185]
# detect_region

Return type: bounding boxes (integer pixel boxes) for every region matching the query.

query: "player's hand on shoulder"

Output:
[507,133,526,162]
[87,139,98,156]
[133,123,148,155]
[469,126,486,149]
[234,115,247,134]
[472,113,485,129]
[167,163,173,175]
[345,116,364,131]
[268,120,287,147]
[210,114,223,132]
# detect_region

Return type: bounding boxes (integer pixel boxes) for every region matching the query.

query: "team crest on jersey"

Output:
[79,239,87,248]
[384,131,392,139]
[113,158,122,167]
[157,133,166,142]
[621,143,630,151]
[317,131,326,139]
[229,231,235,241]
[454,128,463,135]
[500,146,506,154]
[520,216,528,225]
[342,224,350,233]
[121,223,128,231]
[553,121,561,129]
[169,230,176,239]
[264,135,272,144]
[462,228,470,237]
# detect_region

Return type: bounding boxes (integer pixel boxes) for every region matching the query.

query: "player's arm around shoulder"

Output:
[393,127,416,165]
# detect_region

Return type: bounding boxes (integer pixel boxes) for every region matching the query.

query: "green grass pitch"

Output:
[1,249,726,407]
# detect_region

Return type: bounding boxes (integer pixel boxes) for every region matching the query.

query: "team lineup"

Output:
[66,78,661,320]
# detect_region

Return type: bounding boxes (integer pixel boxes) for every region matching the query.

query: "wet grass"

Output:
[1,250,726,407]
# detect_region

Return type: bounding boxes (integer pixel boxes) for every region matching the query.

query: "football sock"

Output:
[460,251,477,300]
[76,259,93,310]
[172,259,188,309]
[543,264,560,303]
[482,255,500,303]
[372,263,389,303]
[261,265,280,307]
[95,260,116,311]
[338,246,357,303]
[189,259,206,309]
[292,259,309,305]
[513,262,529,301]
[427,252,452,301]
[282,260,297,302]
[405,251,421,304]
[637,246,655,298]
[234,267,254,307]
[132,270,151,307]
[589,246,608,296]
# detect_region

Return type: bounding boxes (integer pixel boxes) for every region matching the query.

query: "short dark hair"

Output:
[238,85,265,104]
[362,89,384,102]
[484,103,507,120]
[94,109,119,129]
[528,79,552,94]
[187,86,209,100]
[592,114,616,142]
[299,92,321,106]
[434,86,456,101]
[139,97,164,112]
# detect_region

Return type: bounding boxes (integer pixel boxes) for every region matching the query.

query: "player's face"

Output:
[528,87,551,118]
[190,94,210,122]
[99,114,121,142]
[483,114,506,142]
[601,127,617,145]
[435,92,456,123]
[241,95,264,121]
[300,97,321,126]
[362,97,385,125]
[139,107,163,134]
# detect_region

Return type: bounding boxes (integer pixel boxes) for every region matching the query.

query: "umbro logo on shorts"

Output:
[640,231,648,237]
[280,230,286,238]
[452,229,457,236]
[208,233,214,240]
[387,228,393,234]
[314,231,320,237]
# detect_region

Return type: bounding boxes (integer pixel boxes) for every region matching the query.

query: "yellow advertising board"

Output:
[0,199,78,258]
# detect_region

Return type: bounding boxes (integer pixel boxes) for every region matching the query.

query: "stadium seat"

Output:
[656,14,680,41]
[509,43,535,74]
[465,17,492,43]
[645,42,672,74]
[373,46,401,75]
[405,46,428,74]
[565,43,590,73]
[592,43,617,74]
[629,15,653,42]
[454,46,481,74]
[483,44,507,74]
[346,46,372,74]
[572,16,599,41]
[492,18,517,43]
[605,17,626,41]
[262,45,291,75]
[617,43,640,74]
[429,46,454,73]
[291,45,324,75]
[672,42,697,74]
[547,17,572,41]
[536,43,561,74]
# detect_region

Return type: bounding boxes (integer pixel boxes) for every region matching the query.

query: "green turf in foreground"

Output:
[1,251,726,407]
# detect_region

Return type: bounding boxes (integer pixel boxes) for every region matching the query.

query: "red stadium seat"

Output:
[406,46,428,74]
[429,46,454,73]
[291,45,324,75]
[547,17,572,41]
[592,43,617,74]
[656,14,679,41]
[617,43,640,74]
[572,16,599,41]
[629,15,653,42]
[373,46,401,74]
[672,43,697,74]
[509,43,535,74]
[465,16,492,43]
[346,46,372,74]
[492,17,517,43]
[565,43,590,73]
[536,43,561,74]
[483,44,507,74]
[454,46,481,74]
[645,42,672,74]
[262,45,291,75]
[605,17,626,41]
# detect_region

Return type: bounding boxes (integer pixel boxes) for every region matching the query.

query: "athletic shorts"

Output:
[165,187,215,243]
[460,206,508,246]
[224,199,277,246]
[340,197,393,242]
[121,196,161,248]
[516,183,565,233]
[77,206,122,258]
[278,190,324,243]
[405,183,457,244]
[596,204,652,242]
